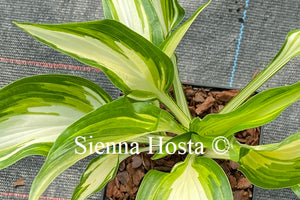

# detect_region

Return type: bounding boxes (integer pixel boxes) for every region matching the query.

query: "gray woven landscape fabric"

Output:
[0,0,299,199]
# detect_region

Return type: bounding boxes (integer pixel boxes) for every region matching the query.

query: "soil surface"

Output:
[106,86,260,200]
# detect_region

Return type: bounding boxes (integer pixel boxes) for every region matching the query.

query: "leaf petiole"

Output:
[221,29,300,113]
[170,55,192,121]
[158,92,191,129]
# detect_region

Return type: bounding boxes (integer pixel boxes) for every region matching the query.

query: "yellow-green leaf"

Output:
[136,155,233,200]
[14,20,174,102]
[160,0,211,57]
[0,74,111,170]
[28,98,186,200]
[235,132,300,188]
[72,153,119,200]
[191,82,300,138]
[221,29,300,113]
[292,184,300,198]
[102,0,184,46]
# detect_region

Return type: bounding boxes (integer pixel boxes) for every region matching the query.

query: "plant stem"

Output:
[171,55,192,121]
[158,92,191,129]
[221,29,300,114]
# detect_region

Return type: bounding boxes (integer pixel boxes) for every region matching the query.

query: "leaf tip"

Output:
[13,21,30,31]
[12,21,20,26]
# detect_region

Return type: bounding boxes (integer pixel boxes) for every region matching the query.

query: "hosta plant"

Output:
[1,0,300,199]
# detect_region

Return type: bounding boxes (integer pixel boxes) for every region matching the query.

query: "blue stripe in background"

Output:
[229,0,250,87]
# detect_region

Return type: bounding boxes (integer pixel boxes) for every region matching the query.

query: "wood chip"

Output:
[252,69,260,79]
[13,177,24,187]
[229,175,237,189]
[194,92,205,103]
[229,160,240,170]
[195,95,215,114]
[211,90,240,102]
[119,160,126,171]
[131,156,143,169]
[117,171,128,185]
[132,168,144,186]
[237,177,253,189]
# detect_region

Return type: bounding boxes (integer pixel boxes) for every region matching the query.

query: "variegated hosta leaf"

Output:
[72,153,125,200]
[151,0,184,38]
[0,74,111,170]
[102,0,184,46]
[102,0,210,120]
[102,0,163,45]
[72,154,119,200]
[14,20,174,102]
[190,82,300,138]
[136,155,233,200]
[160,0,211,57]
[221,29,300,113]
[28,98,186,200]
[292,184,300,198]
[169,55,191,118]
[72,149,146,200]
[235,132,300,188]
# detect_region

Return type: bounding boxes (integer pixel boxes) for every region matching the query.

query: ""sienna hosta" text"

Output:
[74,136,205,155]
